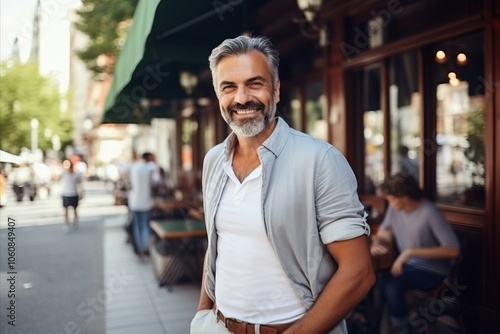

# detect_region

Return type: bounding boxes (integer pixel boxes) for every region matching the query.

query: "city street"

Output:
[0,181,127,334]
[0,180,127,230]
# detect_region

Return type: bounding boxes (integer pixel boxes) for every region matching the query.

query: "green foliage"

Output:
[0,61,73,155]
[75,0,139,76]
[464,105,485,186]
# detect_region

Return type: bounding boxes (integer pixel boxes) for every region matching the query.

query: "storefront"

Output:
[103,0,500,330]
[258,1,499,329]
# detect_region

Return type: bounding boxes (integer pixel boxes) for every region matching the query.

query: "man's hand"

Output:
[370,243,389,257]
[370,228,393,257]
[391,249,411,276]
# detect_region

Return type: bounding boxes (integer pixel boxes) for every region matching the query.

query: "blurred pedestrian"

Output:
[370,172,460,332]
[61,159,84,233]
[128,152,155,257]
[449,146,464,193]
[398,145,419,182]
[0,166,8,207]
[191,35,375,334]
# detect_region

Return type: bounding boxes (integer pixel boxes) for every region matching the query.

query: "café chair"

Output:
[405,255,466,334]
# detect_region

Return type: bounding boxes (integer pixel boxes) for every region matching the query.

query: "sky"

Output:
[0,0,82,92]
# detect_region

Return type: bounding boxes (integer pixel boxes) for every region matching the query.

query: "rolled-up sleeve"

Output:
[316,148,370,244]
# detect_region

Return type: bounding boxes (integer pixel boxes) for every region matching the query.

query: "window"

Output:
[181,118,194,171]
[350,31,485,210]
[305,80,327,141]
[288,87,302,130]
[351,64,384,194]
[389,51,421,182]
[431,32,485,208]
[284,79,327,141]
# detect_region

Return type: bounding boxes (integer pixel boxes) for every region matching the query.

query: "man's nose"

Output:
[234,86,251,105]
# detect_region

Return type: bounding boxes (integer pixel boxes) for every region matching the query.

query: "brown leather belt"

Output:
[216,309,293,334]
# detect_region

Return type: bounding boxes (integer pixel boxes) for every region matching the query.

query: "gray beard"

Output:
[225,104,277,138]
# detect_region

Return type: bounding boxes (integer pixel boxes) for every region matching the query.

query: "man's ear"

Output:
[274,80,281,103]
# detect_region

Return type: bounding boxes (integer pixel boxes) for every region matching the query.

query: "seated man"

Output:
[370,172,460,332]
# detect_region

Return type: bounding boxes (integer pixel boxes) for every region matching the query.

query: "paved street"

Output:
[0,181,118,334]
[0,180,127,229]
[0,181,199,334]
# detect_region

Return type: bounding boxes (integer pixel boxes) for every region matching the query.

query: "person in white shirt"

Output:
[128,152,155,257]
[191,35,375,334]
[61,159,83,233]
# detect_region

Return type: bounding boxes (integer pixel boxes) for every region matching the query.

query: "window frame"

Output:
[344,19,486,229]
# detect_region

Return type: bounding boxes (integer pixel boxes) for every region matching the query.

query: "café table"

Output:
[150,218,207,291]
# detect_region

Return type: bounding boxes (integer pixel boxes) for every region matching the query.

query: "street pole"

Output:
[31,118,39,156]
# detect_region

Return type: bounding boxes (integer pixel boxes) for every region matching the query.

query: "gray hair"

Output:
[208,35,280,92]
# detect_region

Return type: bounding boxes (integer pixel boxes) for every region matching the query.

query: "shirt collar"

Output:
[222,117,290,161]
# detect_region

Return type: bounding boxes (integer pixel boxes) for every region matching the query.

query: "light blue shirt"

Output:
[380,200,459,277]
[202,117,369,330]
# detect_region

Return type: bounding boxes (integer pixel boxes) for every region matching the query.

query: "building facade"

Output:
[103,0,500,330]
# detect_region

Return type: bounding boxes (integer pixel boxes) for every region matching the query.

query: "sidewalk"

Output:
[103,216,200,334]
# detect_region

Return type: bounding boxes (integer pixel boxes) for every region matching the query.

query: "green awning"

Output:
[102,0,267,124]
[102,0,161,124]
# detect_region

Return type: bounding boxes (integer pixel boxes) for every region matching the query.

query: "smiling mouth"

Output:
[230,102,264,116]
[234,109,259,115]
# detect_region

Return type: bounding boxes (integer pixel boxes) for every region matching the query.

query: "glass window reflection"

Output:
[305,81,327,141]
[289,87,302,130]
[389,51,421,182]
[433,33,485,207]
[362,66,384,194]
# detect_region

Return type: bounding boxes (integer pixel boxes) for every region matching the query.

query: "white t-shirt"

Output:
[128,161,154,211]
[61,171,82,197]
[215,162,306,324]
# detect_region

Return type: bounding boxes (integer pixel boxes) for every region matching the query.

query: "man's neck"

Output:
[231,118,277,182]
[404,198,423,212]
[235,118,277,155]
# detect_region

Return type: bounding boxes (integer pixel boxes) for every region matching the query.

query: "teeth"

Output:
[235,109,257,114]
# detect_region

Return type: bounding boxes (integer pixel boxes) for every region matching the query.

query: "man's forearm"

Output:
[406,246,460,260]
[286,237,376,333]
[197,253,214,311]
[197,284,214,311]
[287,263,375,333]
[374,229,392,247]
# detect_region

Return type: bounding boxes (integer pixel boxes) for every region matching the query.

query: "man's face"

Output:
[385,194,407,211]
[215,51,280,137]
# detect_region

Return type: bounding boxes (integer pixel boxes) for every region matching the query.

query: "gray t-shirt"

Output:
[380,199,459,277]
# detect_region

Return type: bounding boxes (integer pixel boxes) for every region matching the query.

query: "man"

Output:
[398,145,419,182]
[191,35,375,334]
[145,151,162,186]
[61,159,84,233]
[128,152,155,257]
[370,172,460,332]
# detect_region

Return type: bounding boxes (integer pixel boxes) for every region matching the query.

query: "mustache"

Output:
[229,102,265,112]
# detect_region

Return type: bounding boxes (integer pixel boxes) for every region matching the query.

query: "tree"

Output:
[464,105,485,186]
[463,105,485,206]
[74,0,139,76]
[0,61,72,155]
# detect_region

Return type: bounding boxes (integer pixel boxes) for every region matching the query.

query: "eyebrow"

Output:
[219,75,268,88]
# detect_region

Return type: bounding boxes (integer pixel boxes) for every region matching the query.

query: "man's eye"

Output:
[221,85,235,92]
[249,82,264,88]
